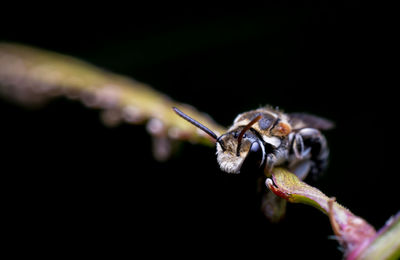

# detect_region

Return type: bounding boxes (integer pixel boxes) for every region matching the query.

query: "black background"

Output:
[1,2,397,259]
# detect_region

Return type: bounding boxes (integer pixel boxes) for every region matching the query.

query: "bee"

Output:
[173,106,333,180]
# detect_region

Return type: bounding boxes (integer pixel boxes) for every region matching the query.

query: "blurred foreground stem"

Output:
[0,43,226,160]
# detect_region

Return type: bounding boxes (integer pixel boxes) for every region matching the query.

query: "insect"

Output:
[173,106,333,180]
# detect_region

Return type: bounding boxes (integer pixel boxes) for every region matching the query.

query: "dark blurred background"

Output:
[1,2,396,259]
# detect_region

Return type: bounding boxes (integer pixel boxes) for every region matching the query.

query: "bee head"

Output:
[173,107,265,174]
[216,115,266,173]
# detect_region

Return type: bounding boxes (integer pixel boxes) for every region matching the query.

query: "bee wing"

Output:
[289,113,335,130]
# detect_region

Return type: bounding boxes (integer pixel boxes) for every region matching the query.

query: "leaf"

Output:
[266,168,389,259]
[355,212,400,260]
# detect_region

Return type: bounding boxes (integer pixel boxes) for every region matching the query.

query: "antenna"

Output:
[172,107,218,141]
[236,114,262,155]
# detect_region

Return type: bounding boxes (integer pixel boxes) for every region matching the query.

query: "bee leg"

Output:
[261,189,287,222]
[293,133,304,159]
[290,160,312,180]
[258,175,287,222]
[264,154,276,176]
[297,128,329,178]
[292,133,313,159]
[264,146,288,176]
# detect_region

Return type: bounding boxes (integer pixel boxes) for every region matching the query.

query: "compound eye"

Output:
[240,141,266,174]
[250,141,261,153]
